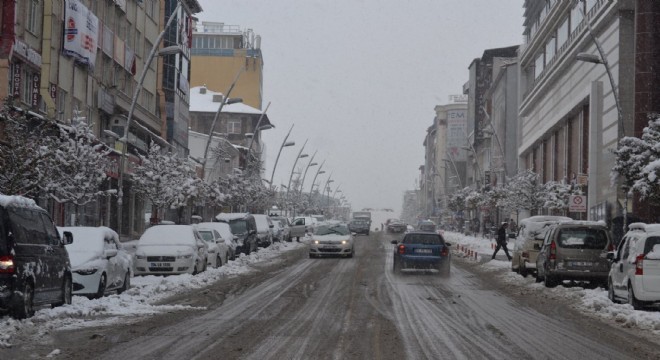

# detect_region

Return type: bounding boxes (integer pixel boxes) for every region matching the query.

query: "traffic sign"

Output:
[569,195,587,212]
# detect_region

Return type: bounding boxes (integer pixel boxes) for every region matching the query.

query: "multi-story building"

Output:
[188,85,272,181]
[518,0,635,222]
[190,21,263,110]
[464,46,519,190]
[160,0,202,156]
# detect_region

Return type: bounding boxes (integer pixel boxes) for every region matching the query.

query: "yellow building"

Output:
[190,22,263,110]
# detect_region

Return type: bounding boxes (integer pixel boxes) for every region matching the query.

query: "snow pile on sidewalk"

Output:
[444,231,513,260]
[0,241,306,348]
[447,231,660,335]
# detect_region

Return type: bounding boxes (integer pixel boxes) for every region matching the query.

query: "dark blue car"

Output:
[391,231,451,276]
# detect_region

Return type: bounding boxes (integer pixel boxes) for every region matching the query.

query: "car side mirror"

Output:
[390,240,398,244]
[533,243,541,250]
[445,242,452,246]
[62,231,74,245]
[606,252,615,261]
[104,249,118,258]
[269,224,274,228]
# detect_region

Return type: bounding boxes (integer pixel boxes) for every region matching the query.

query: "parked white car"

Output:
[58,226,132,299]
[134,225,208,276]
[607,222,660,309]
[197,222,238,260]
[197,227,230,268]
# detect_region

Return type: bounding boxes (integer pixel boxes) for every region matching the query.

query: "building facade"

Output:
[190,21,263,110]
[518,0,635,222]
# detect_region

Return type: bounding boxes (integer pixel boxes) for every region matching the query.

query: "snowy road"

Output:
[1,232,658,359]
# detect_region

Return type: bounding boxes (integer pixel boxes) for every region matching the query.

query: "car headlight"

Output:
[313,240,320,245]
[341,240,347,245]
[177,254,193,259]
[74,268,98,275]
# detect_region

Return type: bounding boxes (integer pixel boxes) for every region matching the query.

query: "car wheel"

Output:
[118,272,131,294]
[348,250,354,258]
[607,278,617,303]
[439,262,450,277]
[519,263,528,278]
[217,255,223,268]
[545,275,559,288]
[192,261,199,275]
[12,282,34,319]
[309,253,315,258]
[628,283,643,310]
[96,274,107,299]
[52,276,72,308]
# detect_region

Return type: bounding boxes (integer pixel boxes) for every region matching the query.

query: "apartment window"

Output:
[105,0,114,30]
[570,3,583,33]
[135,30,143,55]
[114,64,123,91]
[534,52,544,79]
[227,119,241,134]
[145,0,155,18]
[27,0,41,35]
[585,0,597,12]
[545,36,556,63]
[557,17,569,50]
[142,90,154,112]
[21,69,32,104]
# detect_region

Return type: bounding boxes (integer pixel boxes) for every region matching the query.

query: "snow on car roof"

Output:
[0,194,44,211]
[58,226,118,252]
[139,225,196,246]
[215,212,249,221]
[197,222,234,240]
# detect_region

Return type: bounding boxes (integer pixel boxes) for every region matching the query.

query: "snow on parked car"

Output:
[58,226,132,299]
[134,225,208,276]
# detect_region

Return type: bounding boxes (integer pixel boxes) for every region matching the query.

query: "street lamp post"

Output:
[201,68,244,178]
[116,1,182,238]
[246,101,272,156]
[298,151,318,193]
[576,0,626,230]
[309,161,326,194]
[269,124,295,189]
[286,139,308,215]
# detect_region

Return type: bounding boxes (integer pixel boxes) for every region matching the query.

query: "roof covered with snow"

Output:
[0,194,44,211]
[189,86,267,116]
[216,213,250,221]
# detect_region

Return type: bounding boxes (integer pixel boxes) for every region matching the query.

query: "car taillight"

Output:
[522,251,529,258]
[635,254,645,276]
[0,255,15,274]
[549,241,557,260]
[398,245,405,254]
[440,246,449,257]
[607,243,614,252]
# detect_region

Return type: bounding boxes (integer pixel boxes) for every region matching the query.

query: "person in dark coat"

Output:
[492,222,512,260]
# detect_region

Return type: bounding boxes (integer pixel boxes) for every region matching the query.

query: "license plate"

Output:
[321,245,337,249]
[150,262,170,267]
[414,248,432,254]
[570,261,592,267]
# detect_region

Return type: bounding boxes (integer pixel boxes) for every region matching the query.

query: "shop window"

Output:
[557,17,569,50]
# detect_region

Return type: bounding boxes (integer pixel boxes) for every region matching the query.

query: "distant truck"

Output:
[352,211,372,221]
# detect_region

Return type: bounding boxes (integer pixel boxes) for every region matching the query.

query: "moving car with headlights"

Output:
[512,216,572,277]
[59,226,132,298]
[391,231,451,276]
[215,213,258,255]
[197,222,237,260]
[309,223,354,258]
[0,195,73,319]
[607,222,660,310]
[134,225,208,276]
[196,227,230,268]
[535,221,612,288]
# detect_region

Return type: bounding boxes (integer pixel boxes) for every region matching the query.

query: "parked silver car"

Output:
[512,216,572,277]
[536,221,612,288]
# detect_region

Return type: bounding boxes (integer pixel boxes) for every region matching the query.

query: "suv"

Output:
[512,216,572,277]
[253,214,273,248]
[607,222,660,309]
[0,195,74,318]
[215,213,258,255]
[536,221,612,288]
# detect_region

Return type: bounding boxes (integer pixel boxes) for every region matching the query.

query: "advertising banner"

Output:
[446,109,467,161]
[63,0,99,68]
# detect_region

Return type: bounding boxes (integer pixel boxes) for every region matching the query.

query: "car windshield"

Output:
[198,230,214,242]
[419,225,436,232]
[403,234,444,245]
[315,225,350,236]
[557,228,608,249]
[228,220,247,235]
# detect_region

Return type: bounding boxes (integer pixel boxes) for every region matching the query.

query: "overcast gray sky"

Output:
[196,0,524,215]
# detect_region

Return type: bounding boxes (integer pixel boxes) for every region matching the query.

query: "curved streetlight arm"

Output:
[286,139,308,199]
[309,160,326,194]
[269,124,294,189]
[117,1,181,237]
[247,101,271,154]
[202,68,244,171]
[299,150,317,192]
[481,106,507,178]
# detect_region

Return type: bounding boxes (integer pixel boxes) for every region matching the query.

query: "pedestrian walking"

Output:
[492,222,512,260]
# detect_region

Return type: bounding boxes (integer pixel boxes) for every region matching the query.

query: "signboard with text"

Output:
[569,195,587,212]
[63,0,99,68]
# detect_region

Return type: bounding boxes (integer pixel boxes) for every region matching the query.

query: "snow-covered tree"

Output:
[612,114,660,203]
[447,187,470,213]
[42,119,113,206]
[502,169,546,213]
[0,104,57,197]
[542,180,582,213]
